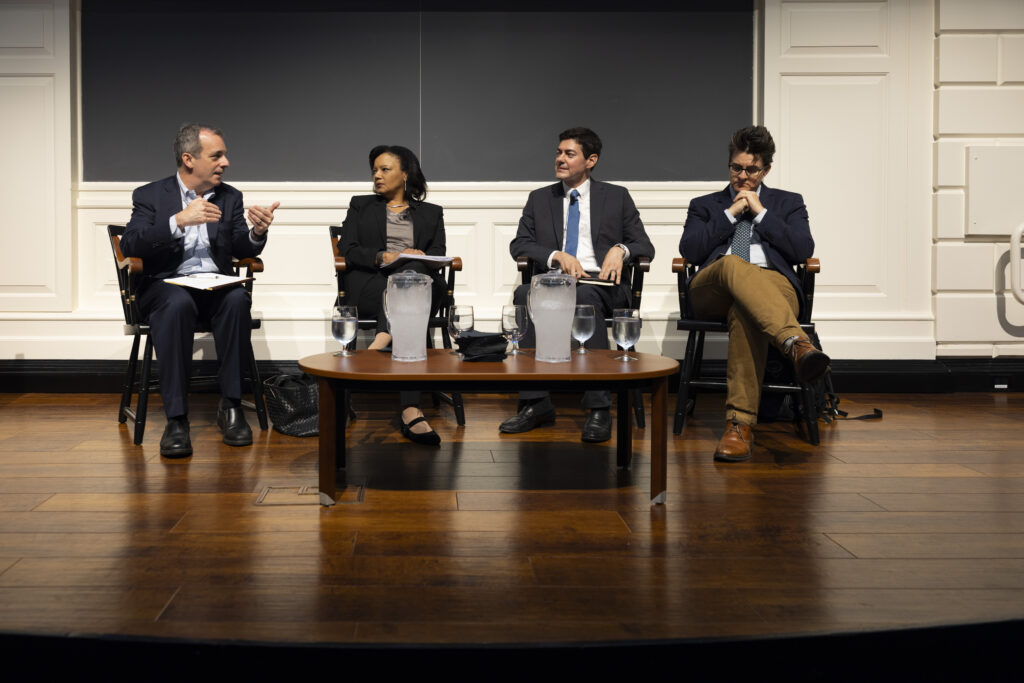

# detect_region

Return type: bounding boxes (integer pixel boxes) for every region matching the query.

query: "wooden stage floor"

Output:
[1,390,1023,650]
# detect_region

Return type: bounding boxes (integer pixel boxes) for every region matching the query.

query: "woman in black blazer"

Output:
[338,145,447,445]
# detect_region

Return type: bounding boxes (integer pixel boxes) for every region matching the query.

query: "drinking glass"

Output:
[571,304,596,354]
[331,305,358,357]
[612,308,641,362]
[448,305,475,355]
[501,304,530,356]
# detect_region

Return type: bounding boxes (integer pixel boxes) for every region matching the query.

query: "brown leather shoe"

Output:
[787,337,830,383]
[714,420,754,462]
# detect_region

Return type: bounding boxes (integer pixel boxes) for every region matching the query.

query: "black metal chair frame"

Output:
[672,256,821,444]
[517,255,651,429]
[329,225,466,425]
[108,225,269,445]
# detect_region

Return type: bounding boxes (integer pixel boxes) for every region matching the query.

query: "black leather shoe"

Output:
[499,400,556,434]
[217,404,253,446]
[400,415,441,446]
[581,408,612,443]
[160,417,192,458]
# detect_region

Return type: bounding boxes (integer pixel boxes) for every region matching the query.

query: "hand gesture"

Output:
[552,251,585,279]
[175,198,222,228]
[248,201,280,235]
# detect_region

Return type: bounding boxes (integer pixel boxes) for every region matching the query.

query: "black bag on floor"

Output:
[263,373,318,437]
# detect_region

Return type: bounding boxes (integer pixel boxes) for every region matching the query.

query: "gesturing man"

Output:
[504,127,655,443]
[680,125,828,462]
[121,123,279,458]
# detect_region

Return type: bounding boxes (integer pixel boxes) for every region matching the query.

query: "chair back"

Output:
[108,225,142,327]
[330,225,462,334]
[516,256,650,318]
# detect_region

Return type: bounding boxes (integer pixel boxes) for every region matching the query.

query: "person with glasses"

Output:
[679,125,829,462]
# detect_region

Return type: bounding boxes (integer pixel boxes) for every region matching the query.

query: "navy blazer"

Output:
[679,184,813,314]
[509,179,655,272]
[121,175,264,285]
[338,194,446,301]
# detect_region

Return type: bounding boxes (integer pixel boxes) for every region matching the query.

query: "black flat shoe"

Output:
[217,404,253,446]
[401,415,441,446]
[581,408,612,443]
[160,417,192,458]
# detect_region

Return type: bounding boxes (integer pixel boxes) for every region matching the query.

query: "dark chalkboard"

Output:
[82,2,752,182]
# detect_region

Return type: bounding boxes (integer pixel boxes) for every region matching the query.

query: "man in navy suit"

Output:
[680,125,828,462]
[504,127,655,443]
[121,123,279,458]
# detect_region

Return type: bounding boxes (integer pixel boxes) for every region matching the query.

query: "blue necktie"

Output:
[565,189,580,256]
[730,214,752,262]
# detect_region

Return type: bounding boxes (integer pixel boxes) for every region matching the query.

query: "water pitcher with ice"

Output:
[383,270,432,362]
[528,270,575,363]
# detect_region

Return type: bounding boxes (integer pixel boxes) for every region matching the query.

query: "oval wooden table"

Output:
[299,349,679,506]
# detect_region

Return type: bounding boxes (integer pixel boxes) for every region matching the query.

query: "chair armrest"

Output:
[634,256,650,273]
[335,256,348,273]
[111,235,144,275]
[805,257,820,274]
[672,257,688,274]
[450,256,462,272]
[516,256,530,272]
[235,257,264,274]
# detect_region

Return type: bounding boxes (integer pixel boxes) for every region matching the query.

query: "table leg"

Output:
[650,376,667,504]
[318,377,342,506]
[616,388,632,469]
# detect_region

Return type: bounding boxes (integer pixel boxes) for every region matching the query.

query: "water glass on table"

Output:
[612,308,641,362]
[331,305,358,357]
[448,305,474,355]
[502,304,529,356]
[572,304,596,354]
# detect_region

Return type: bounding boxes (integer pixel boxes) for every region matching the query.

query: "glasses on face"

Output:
[728,163,766,176]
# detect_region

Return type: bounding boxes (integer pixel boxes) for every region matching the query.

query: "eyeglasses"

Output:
[728,163,766,176]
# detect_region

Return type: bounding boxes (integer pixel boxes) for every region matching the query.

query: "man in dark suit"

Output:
[503,127,655,443]
[680,125,828,462]
[121,123,279,458]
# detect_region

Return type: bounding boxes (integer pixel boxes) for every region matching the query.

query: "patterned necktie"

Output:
[565,189,580,256]
[730,213,752,262]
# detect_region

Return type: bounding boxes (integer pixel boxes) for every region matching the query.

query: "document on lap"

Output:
[577,276,615,287]
[164,273,253,291]
[382,254,453,269]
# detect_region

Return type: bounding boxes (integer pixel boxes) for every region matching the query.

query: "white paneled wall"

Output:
[933,0,1024,356]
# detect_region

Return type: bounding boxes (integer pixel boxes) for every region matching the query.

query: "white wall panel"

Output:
[934,243,995,291]
[937,35,997,83]
[781,1,888,55]
[938,88,1024,135]
[938,0,1024,30]
[967,146,1024,236]
[0,0,70,314]
[1002,36,1024,83]
[934,190,965,239]
[936,294,1024,342]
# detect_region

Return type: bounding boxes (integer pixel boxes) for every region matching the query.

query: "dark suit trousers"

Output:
[353,261,446,407]
[512,276,630,409]
[138,280,252,418]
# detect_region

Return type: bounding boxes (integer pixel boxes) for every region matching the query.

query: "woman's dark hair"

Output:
[368,145,428,201]
[728,126,775,167]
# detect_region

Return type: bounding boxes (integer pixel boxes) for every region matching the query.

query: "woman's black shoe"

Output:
[400,415,441,446]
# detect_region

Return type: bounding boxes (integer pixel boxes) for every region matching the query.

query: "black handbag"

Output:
[263,373,319,437]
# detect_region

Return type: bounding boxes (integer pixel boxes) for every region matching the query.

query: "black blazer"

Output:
[121,175,264,286]
[338,194,446,301]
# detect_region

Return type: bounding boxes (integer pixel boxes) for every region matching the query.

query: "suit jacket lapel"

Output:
[589,180,606,253]
[548,183,564,249]
[207,189,224,242]
[373,198,388,247]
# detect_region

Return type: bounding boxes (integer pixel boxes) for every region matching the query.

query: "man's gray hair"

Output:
[174,123,223,167]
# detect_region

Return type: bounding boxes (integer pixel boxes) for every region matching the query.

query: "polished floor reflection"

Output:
[0,391,1022,645]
